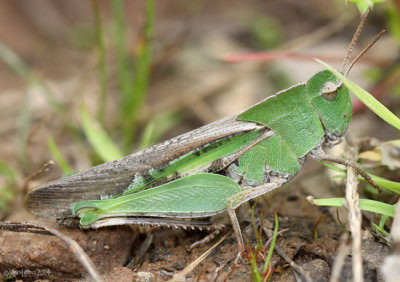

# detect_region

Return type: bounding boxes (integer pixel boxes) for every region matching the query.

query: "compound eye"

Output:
[321,81,338,101]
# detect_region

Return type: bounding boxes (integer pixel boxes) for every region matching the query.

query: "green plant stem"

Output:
[47,137,72,174]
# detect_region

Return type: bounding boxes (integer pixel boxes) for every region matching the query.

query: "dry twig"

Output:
[22,160,54,193]
[381,199,400,281]
[345,166,363,282]
[330,233,350,282]
[169,232,230,281]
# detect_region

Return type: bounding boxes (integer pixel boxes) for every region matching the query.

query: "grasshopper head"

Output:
[307,70,352,140]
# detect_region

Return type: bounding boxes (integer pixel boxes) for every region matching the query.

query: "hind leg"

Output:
[226,178,287,250]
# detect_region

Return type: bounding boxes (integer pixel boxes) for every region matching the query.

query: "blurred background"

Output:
[0,0,399,220]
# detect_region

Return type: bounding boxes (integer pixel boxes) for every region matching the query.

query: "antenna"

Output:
[344,29,385,77]
[340,9,369,73]
[334,29,385,90]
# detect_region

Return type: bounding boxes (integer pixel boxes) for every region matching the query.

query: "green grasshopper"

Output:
[25,16,381,250]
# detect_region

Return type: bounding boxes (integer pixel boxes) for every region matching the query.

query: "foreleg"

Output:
[310,147,381,192]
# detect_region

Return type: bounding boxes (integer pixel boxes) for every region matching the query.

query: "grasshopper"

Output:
[25,15,381,250]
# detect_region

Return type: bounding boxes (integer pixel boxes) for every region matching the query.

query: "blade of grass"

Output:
[111,0,129,90]
[91,0,108,125]
[0,159,17,213]
[0,186,15,213]
[335,172,400,195]
[47,137,72,174]
[111,0,129,99]
[16,87,33,171]
[127,0,154,115]
[111,0,132,151]
[263,213,279,273]
[0,41,64,114]
[379,215,389,228]
[137,111,181,150]
[322,163,400,195]
[121,0,155,153]
[0,40,81,138]
[372,223,390,237]
[318,160,347,173]
[138,122,155,151]
[0,159,17,185]
[0,42,32,79]
[248,245,262,282]
[81,104,123,162]
[362,174,400,195]
[317,59,400,131]
[379,214,389,229]
[311,198,395,217]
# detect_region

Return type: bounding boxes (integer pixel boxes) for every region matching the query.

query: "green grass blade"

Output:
[250,249,262,282]
[138,111,181,150]
[138,122,155,151]
[0,41,64,113]
[111,0,132,151]
[111,0,129,98]
[312,198,395,217]
[0,159,17,185]
[0,40,81,138]
[361,173,400,195]
[318,160,346,173]
[111,0,155,153]
[321,164,400,195]
[0,41,33,79]
[127,0,154,116]
[47,137,72,174]
[81,104,123,162]
[122,0,155,152]
[372,223,389,237]
[359,199,395,217]
[263,213,279,273]
[379,214,389,229]
[317,59,400,131]
[16,87,32,171]
[0,186,15,213]
[0,159,17,213]
[91,0,108,125]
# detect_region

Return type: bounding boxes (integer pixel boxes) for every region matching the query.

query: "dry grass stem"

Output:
[169,232,230,281]
[345,167,363,282]
[381,199,400,281]
[330,232,350,282]
[273,245,312,282]
[22,160,54,192]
